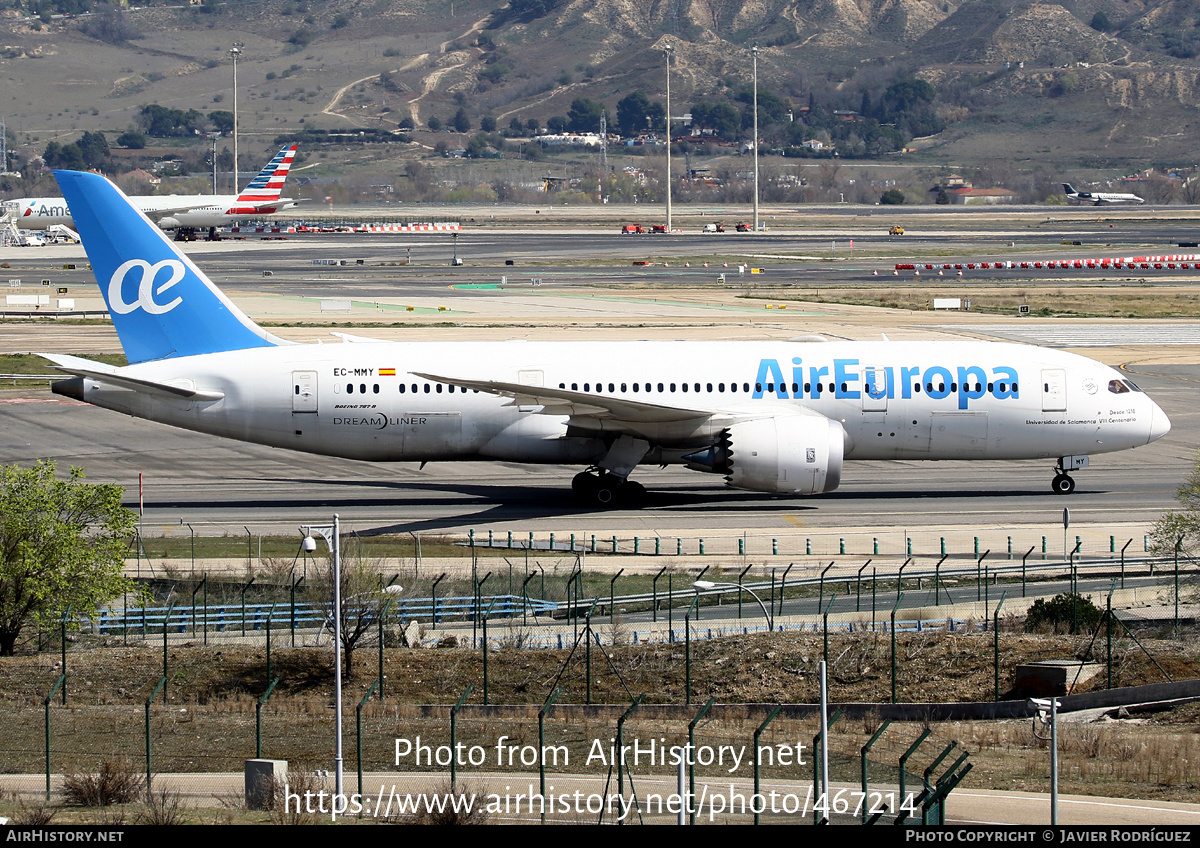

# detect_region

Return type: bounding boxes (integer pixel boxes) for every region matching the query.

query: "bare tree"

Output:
[308,543,387,678]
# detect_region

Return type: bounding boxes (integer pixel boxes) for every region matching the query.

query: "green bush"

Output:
[1024,593,1102,634]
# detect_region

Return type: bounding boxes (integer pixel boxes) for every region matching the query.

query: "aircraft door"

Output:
[292,371,318,413]
[862,365,889,412]
[1041,369,1067,412]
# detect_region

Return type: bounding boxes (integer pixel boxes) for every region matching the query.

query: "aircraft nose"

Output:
[1148,402,1171,444]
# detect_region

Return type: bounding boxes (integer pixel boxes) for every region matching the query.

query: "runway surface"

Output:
[0,216,1197,541]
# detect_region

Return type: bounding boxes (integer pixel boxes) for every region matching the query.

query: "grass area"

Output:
[0,353,127,377]
[0,631,1196,824]
[741,284,1200,318]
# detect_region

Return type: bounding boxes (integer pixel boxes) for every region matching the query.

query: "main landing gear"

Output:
[571,469,647,508]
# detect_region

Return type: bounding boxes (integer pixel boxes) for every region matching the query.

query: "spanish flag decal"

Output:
[379,368,396,376]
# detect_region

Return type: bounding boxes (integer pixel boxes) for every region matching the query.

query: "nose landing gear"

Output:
[1052,455,1088,495]
[1051,473,1076,494]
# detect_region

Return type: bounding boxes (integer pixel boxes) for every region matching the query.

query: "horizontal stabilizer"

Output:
[44,353,224,401]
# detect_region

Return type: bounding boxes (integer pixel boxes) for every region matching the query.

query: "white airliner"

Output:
[4,144,298,240]
[1062,183,1145,205]
[44,170,1171,505]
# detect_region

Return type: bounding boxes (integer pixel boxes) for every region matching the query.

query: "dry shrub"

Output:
[134,788,187,825]
[268,765,327,826]
[11,798,55,825]
[389,779,491,825]
[62,758,144,807]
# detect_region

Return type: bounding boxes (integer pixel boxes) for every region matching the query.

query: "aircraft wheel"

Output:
[571,471,595,497]
[619,480,647,507]
[1052,473,1076,495]
[593,480,618,507]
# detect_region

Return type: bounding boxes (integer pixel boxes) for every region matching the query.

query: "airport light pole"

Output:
[230,43,243,192]
[302,515,343,802]
[751,44,760,233]
[661,43,673,233]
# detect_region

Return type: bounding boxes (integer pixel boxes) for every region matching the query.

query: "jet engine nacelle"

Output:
[725,414,845,495]
[157,217,181,230]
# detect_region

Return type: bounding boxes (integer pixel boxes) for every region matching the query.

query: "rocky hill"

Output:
[2,0,1200,183]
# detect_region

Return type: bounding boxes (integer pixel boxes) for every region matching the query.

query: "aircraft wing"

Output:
[43,353,225,402]
[412,372,737,440]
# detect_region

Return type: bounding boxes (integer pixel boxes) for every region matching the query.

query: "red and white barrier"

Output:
[894,254,1200,273]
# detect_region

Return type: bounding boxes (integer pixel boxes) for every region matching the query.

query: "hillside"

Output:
[2,0,1200,193]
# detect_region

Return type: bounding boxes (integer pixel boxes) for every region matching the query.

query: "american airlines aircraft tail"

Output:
[231,142,297,210]
[46,170,1171,506]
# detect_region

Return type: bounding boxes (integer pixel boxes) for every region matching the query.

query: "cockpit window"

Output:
[1108,380,1130,394]
[1125,380,1143,393]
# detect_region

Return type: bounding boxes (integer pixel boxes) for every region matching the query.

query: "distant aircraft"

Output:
[4,143,298,240]
[1062,183,1145,205]
[44,170,1171,505]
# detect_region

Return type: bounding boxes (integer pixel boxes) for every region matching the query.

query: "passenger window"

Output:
[632,383,639,392]
[621,383,627,392]
[399,384,405,393]
[436,384,443,393]
[346,383,354,393]
[707,383,713,392]
[608,383,615,392]
[719,383,725,392]
[755,383,762,392]
[657,383,664,392]
[448,385,455,393]
[423,384,430,393]
[804,383,811,393]
[682,383,688,393]
[584,383,590,392]
[359,383,366,394]
[694,383,700,392]
[559,383,565,389]
[571,383,578,391]
[670,383,676,392]
[373,384,380,394]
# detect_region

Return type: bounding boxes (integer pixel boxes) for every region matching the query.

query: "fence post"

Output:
[538,686,562,824]
[993,592,1007,702]
[898,729,931,811]
[256,676,281,758]
[685,594,700,705]
[43,675,67,801]
[144,676,168,795]
[450,686,474,791]
[754,705,784,825]
[861,720,892,824]
[616,695,645,825]
[891,592,905,704]
[688,698,716,825]
[356,680,380,805]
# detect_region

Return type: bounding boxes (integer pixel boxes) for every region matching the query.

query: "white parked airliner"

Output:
[5,144,298,241]
[45,170,1170,506]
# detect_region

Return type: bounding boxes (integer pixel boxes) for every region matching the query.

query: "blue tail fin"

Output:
[54,170,283,364]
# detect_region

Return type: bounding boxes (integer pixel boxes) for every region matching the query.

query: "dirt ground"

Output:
[1,629,1198,810]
